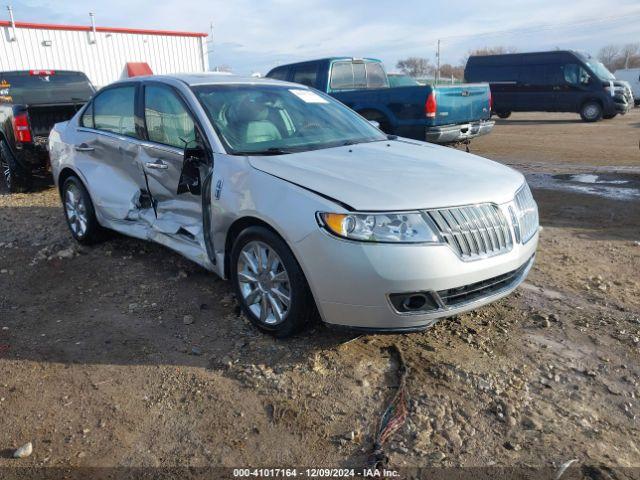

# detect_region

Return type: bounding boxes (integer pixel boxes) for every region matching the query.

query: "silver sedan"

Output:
[49,74,538,337]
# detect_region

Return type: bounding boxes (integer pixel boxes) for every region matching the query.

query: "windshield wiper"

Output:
[234,147,297,156]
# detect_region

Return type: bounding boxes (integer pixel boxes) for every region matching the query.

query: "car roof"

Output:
[114,73,298,87]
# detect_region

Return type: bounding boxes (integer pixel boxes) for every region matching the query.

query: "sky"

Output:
[6,0,640,75]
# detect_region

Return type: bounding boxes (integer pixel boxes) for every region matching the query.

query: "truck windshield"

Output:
[0,71,94,105]
[585,61,615,81]
[193,84,387,155]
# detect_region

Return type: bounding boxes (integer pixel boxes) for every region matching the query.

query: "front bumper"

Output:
[425,120,495,144]
[294,225,538,331]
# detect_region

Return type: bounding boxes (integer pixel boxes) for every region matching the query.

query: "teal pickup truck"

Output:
[266,57,494,145]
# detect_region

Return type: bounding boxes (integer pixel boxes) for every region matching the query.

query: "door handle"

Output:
[145,161,168,170]
[74,144,94,152]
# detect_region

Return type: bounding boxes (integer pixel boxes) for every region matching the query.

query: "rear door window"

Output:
[93,85,137,137]
[366,62,388,88]
[144,84,196,149]
[330,62,354,90]
[292,63,319,88]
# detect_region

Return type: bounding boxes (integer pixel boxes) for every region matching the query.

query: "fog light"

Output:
[402,294,427,310]
[389,292,439,313]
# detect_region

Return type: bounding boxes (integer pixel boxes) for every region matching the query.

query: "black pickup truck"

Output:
[0,70,94,192]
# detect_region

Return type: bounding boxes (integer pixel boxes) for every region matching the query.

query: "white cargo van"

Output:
[614,68,640,106]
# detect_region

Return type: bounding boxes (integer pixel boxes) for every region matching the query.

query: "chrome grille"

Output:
[426,204,513,260]
[514,183,539,243]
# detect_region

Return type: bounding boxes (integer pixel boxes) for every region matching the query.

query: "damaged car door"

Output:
[75,84,150,223]
[139,82,208,246]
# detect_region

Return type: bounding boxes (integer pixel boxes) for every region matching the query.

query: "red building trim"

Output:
[0,20,207,38]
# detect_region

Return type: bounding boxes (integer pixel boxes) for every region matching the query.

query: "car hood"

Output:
[248,139,525,211]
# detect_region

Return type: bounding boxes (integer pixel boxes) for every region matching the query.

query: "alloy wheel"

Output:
[64,184,89,237]
[1,156,11,191]
[584,104,599,120]
[237,240,291,325]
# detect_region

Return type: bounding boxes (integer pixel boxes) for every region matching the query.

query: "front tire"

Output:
[495,111,511,119]
[603,113,617,119]
[61,176,103,244]
[230,226,315,337]
[580,102,603,122]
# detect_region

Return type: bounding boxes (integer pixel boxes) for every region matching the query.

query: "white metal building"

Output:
[0,13,209,87]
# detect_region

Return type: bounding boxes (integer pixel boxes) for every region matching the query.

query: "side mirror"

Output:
[368,120,381,129]
[178,140,207,195]
[184,142,207,165]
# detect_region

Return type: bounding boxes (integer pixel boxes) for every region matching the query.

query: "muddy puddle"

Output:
[526,172,640,201]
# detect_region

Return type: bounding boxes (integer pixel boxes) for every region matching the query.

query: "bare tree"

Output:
[598,44,621,70]
[460,46,518,67]
[620,43,640,69]
[396,57,432,78]
[598,43,640,71]
[439,63,465,81]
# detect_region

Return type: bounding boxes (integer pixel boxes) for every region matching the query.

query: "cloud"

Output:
[8,0,640,74]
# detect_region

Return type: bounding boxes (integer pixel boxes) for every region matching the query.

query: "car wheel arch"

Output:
[57,167,79,196]
[58,168,101,222]
[580,98,603,111]
[223,216,290,280]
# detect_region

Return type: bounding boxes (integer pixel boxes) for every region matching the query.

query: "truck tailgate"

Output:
[27,104,80,137]
[433,84,490,125]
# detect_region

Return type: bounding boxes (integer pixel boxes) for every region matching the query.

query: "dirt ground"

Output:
[0,110,639,478]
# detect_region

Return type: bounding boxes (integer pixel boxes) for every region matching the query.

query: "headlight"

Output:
[317,212,440,243]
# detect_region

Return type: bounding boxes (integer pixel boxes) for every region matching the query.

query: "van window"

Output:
[520,64,564,85]
[144,84,196,149]
[330,62,354,90]
[93,86,137,137]
[468,65,519,82]
[292,64,319,88]
[268,67,289,81]
[562,64,591,86]
[366,62,388,88]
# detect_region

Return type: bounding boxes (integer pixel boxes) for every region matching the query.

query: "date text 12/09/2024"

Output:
[233,468,400,478]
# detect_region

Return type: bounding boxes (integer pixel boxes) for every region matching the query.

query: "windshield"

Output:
[192,84,386,155]
[586,60,615,81]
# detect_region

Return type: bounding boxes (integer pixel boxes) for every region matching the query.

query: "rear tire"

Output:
[496,111,511,119]
[230,226,315,338]
[0,140,30,193]
[61,176,103,245]
[580,101,603,122]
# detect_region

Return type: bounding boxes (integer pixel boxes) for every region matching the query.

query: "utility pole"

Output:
[436,39,441,85]
[7,5,16,42]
